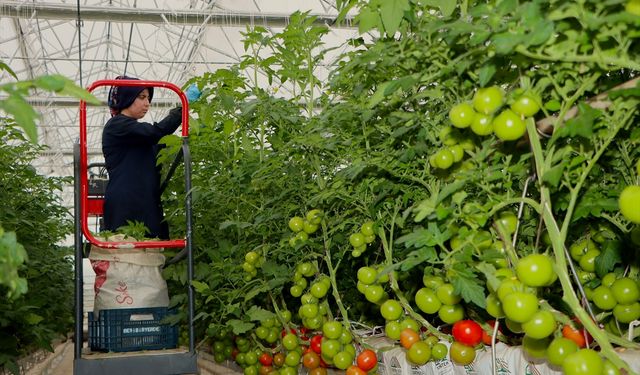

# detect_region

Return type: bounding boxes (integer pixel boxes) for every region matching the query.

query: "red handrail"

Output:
[79,79,188,249]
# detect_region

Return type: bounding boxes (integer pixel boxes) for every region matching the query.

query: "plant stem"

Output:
[378,203,447,340]
[526,119,637,374]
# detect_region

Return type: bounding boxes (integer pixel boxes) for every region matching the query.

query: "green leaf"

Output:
[451,265,486,308]
[476,262,500,294]
[527,20,554,46]
[357,7,380,34]
[573,196,618,221]
[191,280,210,294]
[545,99,562,111]
[0,62,17,79]
[542,161,566,188]
[491,32,525,54]
[0,94,39,142]
[552,102,601,140]
[244,283,270,301]
[368,81,392,108]
[54,75,101,104]
[478,64,497,87]
[380,0,410,36]
[413,197,436,222]
[400,247,437,271]
[34,75,66,92]
[594,241,621,277]
[423,0,457,17]
[24,313,44,325]
[227,319,254,335]
[246,306,276,322]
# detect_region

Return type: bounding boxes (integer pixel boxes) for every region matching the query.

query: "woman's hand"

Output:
[185,84,201,103]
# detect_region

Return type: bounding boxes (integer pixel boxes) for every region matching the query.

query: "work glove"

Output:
[185,84,201,103]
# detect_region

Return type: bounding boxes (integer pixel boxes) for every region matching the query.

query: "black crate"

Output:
[88,307,178,352]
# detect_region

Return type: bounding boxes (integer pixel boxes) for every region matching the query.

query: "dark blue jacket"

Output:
[101,107,182,239]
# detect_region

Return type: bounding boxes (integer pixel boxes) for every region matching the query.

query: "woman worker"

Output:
[102,75,200,239]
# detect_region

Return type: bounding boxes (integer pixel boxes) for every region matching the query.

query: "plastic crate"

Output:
[88,307,178,352]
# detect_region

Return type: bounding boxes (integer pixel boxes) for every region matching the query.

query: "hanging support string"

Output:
[76,0,83,87]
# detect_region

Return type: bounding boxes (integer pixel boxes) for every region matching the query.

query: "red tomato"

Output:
[481,320,500,346]
[310,334,323,354]
[562,324,592,348]
[346,365,367,375]
[452,320,483,346]
[356,349,377,371]
[259,352,273,366]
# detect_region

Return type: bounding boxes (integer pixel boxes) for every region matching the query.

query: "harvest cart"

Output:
[73,79,198,375]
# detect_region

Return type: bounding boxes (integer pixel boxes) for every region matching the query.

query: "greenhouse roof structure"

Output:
[0,0,359,207]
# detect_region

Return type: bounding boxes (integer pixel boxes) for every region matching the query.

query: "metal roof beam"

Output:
[1,2,355,29]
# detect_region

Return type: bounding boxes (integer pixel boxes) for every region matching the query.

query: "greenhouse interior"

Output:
[1,1,640,375]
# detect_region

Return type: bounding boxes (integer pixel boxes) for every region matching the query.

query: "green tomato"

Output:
[613,302,640,323]
[578,249,600,273]
[385,320,402,340]
[431,343,448,360]
[611,277,640,304]
[349,233,365,248]
[486,293,505,318]
[449,342,476,366]
[357,266,377,285]
[407,341,432,365]
[290,285,303,298]
[380,299,403,321]
[473,86,504,115]
[422,274,444,290]
[510,93,540,117]
[332,351,354,370]
[320,338,341,358]
[288,216,304,232]
[438,304,464,324]
[546,337,579,366]
[282,333,298,351]
[306,209,323,225]
[436,283,461,305]
[562,349,603,375]
[522,310,556,339]
[495,211,518,234]
[360,221,375,236]
[434,149,455,169]
[601,273,617,288]
[415,288,441,314]
[310,281,329,299]
[592,286,617,310]
[363,284,386,303]
[522,336,550,359]
[299,303,319,319]
[245,251,260,264]
[619,185,640,223]
[516,254,554,287]
[400,318,420,333]
[493,109,526,141]
[449,144,465,163]
[449,102,476,128]
[502,292,538,323]
[626,0,640,16]
[569,239,598,261]
[470,113,493,136]
[602,359,621,375]
[303,220,319,234]
[496,279,523,301]
[284,351,301,367]
[322,321,343,339]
